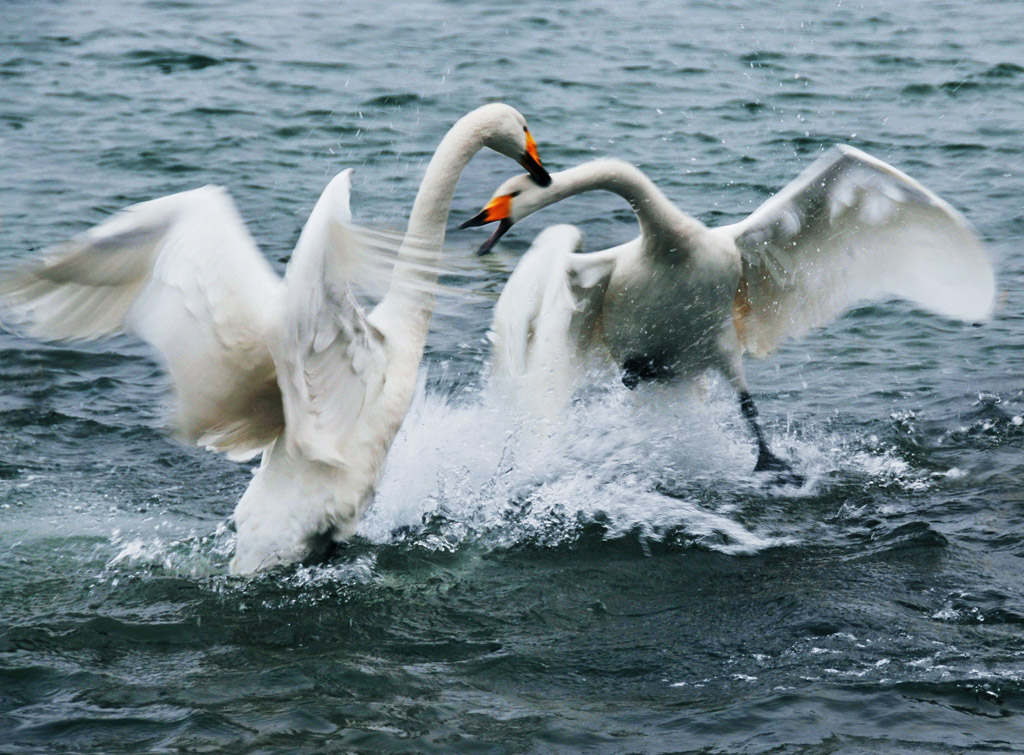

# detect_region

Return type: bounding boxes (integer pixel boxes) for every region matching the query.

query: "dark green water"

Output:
[2,0,1024,752]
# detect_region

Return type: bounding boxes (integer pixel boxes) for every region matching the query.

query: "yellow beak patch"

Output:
[480,194,513,223]
[524,129,542,167]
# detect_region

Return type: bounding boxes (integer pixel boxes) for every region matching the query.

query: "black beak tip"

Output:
[521,156,552,187]
[532,164,553,187]
[459,209,489,230]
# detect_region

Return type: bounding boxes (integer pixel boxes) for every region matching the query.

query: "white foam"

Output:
[364,374,826,555]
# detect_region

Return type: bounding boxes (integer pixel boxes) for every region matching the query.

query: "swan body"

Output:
[465,148,994,472]
[0,103,551,573]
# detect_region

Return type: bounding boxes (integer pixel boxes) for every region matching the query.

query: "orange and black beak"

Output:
[518,129,551,186]
[459,194,514,256]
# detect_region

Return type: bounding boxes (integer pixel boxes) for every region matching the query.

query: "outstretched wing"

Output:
[488,224,614,416]
[0,186,285,458]
[727,145,995,357]
[272,170,391,467]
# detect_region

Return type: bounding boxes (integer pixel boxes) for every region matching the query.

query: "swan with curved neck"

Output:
[0,103,551,572]
[463,153,994,479]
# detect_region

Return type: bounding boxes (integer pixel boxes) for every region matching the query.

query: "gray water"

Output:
[2,0,1024,752]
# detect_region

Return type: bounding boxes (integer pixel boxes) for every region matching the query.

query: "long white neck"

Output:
[374,112,491,345]
[536,158,706,254]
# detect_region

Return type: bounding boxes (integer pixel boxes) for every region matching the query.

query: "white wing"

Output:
[489,225,614,417]
[0,186,285,458]
[272,170,389,467]
[726,145,995,357]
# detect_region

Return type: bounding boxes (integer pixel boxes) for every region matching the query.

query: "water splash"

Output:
[75,371,959,581]
[364,374,933,557]
[105,521,235,578]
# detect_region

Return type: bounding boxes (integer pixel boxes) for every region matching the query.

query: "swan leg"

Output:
[736,390,804,485]
[738,391,786,469]
[717,349,803,484]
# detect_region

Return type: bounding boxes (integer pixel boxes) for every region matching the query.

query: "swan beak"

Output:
[460,194,511,228]
[519,129,551,186]
[474,219,513,256]
[459,194,515,255]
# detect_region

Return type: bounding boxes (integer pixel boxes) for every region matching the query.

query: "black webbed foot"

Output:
[754,445,805,486]
[302,528,345,567]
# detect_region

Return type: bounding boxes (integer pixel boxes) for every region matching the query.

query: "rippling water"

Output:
[3,0,1024,752]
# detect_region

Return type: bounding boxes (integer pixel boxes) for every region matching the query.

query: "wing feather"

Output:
[0,186,285,458]
[489,225,614,416]
[272,170,389,466]
[728,145,995,357]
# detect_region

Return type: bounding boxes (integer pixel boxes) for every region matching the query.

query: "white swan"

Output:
[461,148,994,478]
[0,103,551,573]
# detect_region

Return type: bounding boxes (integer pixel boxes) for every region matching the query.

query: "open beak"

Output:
[518,129,551,186]
[459,194,514,255]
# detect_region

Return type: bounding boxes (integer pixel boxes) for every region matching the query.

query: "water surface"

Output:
[2,0,1024,752]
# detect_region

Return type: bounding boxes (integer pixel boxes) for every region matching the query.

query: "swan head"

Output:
[468,103,551,188]
[458,171,544,255]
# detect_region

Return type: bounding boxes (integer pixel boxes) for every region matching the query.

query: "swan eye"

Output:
[510,191,521,198]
